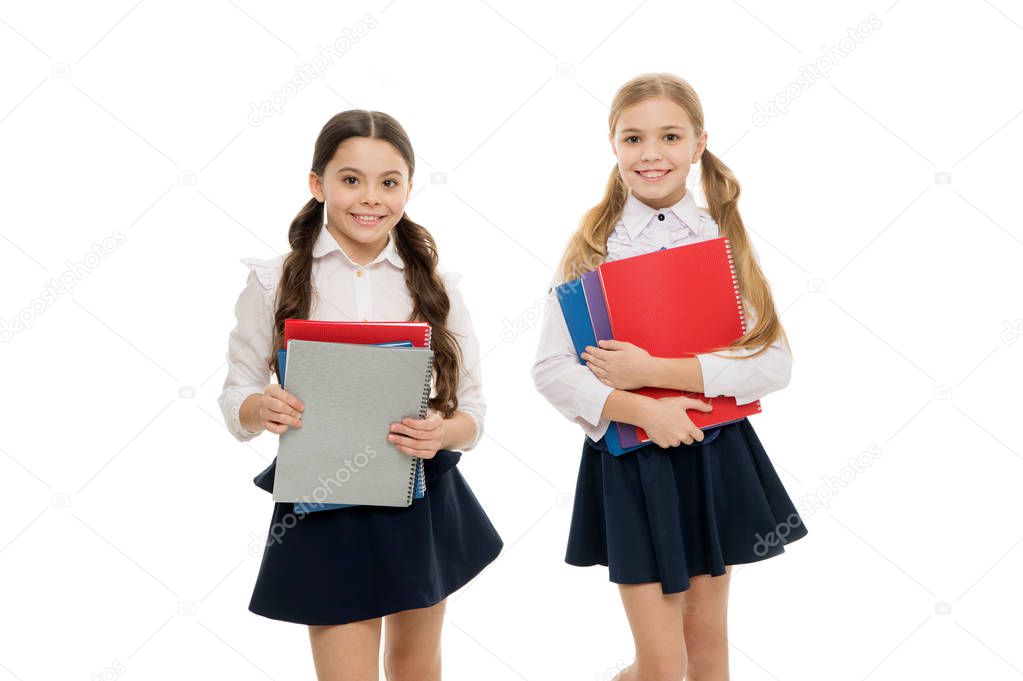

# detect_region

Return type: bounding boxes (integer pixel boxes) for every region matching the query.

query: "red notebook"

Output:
[284,320,431,348]
[597,237,761,442]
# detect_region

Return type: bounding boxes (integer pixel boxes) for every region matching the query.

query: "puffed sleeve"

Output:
[217,257,277,442]
[530,280,615,442]
[694,243,793,404]
[442,271,487,451]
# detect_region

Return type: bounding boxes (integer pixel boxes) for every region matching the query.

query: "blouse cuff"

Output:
[461,410,484,452]
[579,416,612,443]
[224,387,263,442]
[574,380,615,436]
[695,352,732,400]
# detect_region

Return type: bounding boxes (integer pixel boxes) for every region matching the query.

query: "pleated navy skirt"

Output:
[566,417,807,593]
[248,450,503,625]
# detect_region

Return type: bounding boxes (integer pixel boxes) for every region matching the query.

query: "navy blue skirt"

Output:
[566,418,807,593]
[248,450,503,625]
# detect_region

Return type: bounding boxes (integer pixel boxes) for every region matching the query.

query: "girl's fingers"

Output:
[270,397,302,420]
[390,423,416,438]
[264,407,301,428]
[399,416,440,432]
[687,398,713,412]
[388,433,436,452]
[269,385,305,413]
[272,409,302,427]
[395,444,436,459]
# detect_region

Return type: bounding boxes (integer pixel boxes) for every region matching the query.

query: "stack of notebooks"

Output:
[557,236,761,456]
[272,320,434,511]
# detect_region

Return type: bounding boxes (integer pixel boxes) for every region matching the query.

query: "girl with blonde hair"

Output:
[532,73,807,680]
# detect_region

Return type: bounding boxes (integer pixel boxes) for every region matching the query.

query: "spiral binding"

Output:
[419,354,435,419]
[722,240,747,333]
[404,353,435,506]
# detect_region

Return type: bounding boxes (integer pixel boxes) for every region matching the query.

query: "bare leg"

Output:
[308,617,382,681]
[681,566,732,681]
[613,583,687,681]
[382,599,446,681]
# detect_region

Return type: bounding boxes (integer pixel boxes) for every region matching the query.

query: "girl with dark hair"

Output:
[219,110,503,680]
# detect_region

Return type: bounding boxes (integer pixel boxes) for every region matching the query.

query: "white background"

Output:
[2,0,1022,679]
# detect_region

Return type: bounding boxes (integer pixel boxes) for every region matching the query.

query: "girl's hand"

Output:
[640,396,713,448]
[388,410,445,459]
[581,339,656,390]
[260,385,304,434]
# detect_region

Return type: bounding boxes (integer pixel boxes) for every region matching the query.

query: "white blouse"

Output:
[218,223,486,450]
[531,188,793,442]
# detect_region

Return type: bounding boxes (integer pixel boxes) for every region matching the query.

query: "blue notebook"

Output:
[555,278,645,456]
[276,342,427,513]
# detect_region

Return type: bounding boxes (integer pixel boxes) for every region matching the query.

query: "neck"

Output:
[328,224,388,266]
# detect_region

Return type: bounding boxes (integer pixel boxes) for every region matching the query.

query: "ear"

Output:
[694,130,708,161]
[308,171,323,202]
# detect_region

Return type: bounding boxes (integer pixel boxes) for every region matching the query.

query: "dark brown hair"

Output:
[267,110,463,417]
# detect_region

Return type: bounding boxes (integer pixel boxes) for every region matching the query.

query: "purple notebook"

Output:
[580,271,643,448]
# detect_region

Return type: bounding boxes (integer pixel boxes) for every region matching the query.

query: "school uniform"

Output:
[219,223,503,625]
[532,189,807,594]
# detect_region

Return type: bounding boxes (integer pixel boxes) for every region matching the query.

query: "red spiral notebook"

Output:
[597,237,761,443]
[284,320,431,348]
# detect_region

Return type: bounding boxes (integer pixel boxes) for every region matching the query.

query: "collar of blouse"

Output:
[619,188,703,242]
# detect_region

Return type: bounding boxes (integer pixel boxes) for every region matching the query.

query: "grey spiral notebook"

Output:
[273,339,435,507]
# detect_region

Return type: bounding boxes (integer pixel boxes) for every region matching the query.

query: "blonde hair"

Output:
[558,72,790,360]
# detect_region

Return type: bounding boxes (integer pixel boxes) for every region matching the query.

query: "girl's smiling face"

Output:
[309,136,412,261]
[610,95,707,209]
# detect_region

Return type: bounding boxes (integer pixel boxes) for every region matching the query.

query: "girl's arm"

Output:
[691,298,792,404]
[587,297,792,403]
[440,411,478,451]
[642,356,705,393]
[532,281,710,446]
[443,272,487,451]
[531,284,616,441]
[219,265,275,441]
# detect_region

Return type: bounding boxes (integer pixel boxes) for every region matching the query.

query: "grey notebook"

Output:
[273,339,434,507]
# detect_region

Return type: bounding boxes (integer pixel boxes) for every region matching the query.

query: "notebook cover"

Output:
[276,342,425,514]
[273,340,434,507]
[555,279,645,456]
[285,319,431,348]
[578,271,650,452]
[597,237,761,443]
